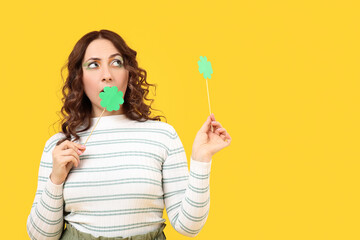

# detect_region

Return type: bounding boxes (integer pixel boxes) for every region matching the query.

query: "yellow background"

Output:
[1,0,359,239]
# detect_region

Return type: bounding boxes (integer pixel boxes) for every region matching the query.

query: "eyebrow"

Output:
[85,53,122,62]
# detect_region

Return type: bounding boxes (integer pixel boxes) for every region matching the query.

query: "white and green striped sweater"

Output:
[27,114,212,239]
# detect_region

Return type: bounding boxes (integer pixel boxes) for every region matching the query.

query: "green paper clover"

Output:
[198,56,213,79]
[99,86,124,111]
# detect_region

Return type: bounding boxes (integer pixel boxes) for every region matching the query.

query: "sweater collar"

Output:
[90,114,128,127]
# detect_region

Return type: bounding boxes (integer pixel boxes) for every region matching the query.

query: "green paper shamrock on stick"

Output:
[100,86,125,111]
[198,56,213,79]
[198,56,214,132]
[83,86,124,145]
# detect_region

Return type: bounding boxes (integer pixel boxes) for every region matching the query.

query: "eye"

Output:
[87,62,99,69]
[112,59,123,67]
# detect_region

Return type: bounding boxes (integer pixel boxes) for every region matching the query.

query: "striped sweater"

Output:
[27,114,212,239]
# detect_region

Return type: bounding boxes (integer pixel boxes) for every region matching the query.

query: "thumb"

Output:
[199,115,211,133]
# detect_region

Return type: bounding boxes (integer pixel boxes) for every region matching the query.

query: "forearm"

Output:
[170,157,212,237]
[27,174,65,240]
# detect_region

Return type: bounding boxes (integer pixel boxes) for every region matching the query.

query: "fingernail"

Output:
[81,145,86,148]
[77,150,82,155]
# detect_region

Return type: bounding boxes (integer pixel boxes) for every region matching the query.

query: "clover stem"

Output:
[83,108,106,146]
[206,78,214,132]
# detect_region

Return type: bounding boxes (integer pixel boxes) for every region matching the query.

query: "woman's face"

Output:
[82,39,129,117]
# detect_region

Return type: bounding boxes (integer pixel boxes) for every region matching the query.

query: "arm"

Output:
[163,127,212,237]
[26,137,65,240]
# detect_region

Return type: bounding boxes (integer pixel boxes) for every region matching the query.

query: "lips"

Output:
[100,86,110,93]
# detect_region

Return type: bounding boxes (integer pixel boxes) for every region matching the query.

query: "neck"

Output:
[91,107,125,118]
[90,113,129,127]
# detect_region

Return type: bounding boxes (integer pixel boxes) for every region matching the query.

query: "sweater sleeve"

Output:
[163,127,212,237]
[26,137,65,240]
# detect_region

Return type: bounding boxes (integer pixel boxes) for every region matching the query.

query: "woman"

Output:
[26,29,231,240]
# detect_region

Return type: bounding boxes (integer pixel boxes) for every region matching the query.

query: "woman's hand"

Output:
[50,140,86,185]
[191,113,231,162]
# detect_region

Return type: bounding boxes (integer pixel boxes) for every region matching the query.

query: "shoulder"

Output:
[43,132,66,150]
[146,120,176,133]
[139,119,177,134]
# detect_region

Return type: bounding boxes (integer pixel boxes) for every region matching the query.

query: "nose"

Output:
[102,66,112,82]
[102,76,112,82]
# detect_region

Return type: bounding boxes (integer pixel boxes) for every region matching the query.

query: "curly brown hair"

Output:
[53,29,166,146]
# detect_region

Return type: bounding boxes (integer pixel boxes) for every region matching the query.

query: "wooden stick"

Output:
[83,108,106,146]
[206,79,214,132]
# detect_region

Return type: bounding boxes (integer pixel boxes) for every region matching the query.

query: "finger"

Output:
[210,113,216,122]
[72,141,86,150]
[214,128,222,137]
[64,141,84,155]
[215,128,226,136]
[211,121,224,134]
[211,121,223,129]
[215,128,230,142]
[60,140,78,151]
[64,155,79,168]
[66,161,74,172]
[62,149,80,166]
[60,140,86,152]
[226,132,231,140]
[217,127,230,140]
[218,133,227,141]
[62,149,80,167]
[71,142,86,154]
[199,115,212,133]
[225,133,232,143]
[59,140,71,150]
